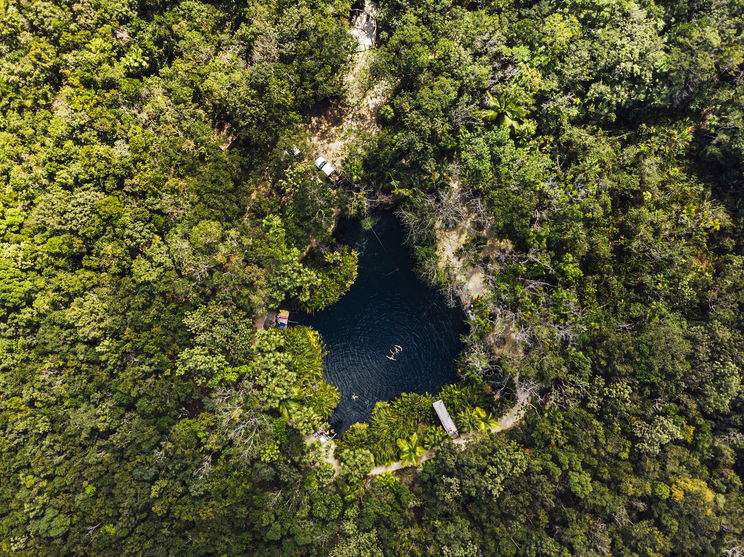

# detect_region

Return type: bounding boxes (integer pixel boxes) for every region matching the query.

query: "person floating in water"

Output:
[386,345,403,360]
[352,393,358,400]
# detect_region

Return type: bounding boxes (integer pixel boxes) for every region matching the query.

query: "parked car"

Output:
[315,156,335,178]
[283,145,301,158]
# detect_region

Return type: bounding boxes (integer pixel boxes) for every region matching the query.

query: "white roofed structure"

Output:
[433,400,459,438]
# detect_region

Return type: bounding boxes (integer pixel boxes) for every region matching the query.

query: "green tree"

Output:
[397,433,427,467]
[470,407,501,433]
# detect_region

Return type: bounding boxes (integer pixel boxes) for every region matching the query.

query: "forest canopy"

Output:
[0,0,742,555]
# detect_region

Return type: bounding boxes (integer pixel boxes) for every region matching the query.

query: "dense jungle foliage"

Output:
[0,0,742,555]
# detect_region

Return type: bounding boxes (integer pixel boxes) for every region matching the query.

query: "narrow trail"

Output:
[304,366,536,480]
[296,1,388,261]
[305,0,390,168]
[306,334,535,479]
[366,377,533,476]
[306,378,535,478]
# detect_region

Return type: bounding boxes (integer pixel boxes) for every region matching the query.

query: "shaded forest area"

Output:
[0,0,742,555]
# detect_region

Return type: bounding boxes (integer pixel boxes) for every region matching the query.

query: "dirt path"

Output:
[313,384,530,478]
[305,0,390,168]
[295,3,387,263]
[365,377,534,476]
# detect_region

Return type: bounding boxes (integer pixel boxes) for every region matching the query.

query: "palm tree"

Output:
[471,406,502,432]
[397,433,427,467]
[279,399,300,421]
[474,91,527,133]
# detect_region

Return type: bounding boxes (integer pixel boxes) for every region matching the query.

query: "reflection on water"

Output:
[301,212,465,433]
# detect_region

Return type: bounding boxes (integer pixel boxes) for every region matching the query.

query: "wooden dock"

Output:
[433,400,459,438]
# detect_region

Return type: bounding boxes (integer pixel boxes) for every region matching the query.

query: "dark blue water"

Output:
[301,212,466,432]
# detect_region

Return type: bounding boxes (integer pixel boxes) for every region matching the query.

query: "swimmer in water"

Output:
[387,345,403,360]
[352,393,358,400]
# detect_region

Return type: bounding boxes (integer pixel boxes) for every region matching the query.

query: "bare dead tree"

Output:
[85,523,103,536]
[193,454,213,480]
[436,187,468,230]
[518,377,541,403]
[547,379,588,409]
[451,101,481,127]
[717,431,744,446]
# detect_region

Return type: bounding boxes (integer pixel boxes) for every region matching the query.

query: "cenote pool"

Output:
[300,212,466,433]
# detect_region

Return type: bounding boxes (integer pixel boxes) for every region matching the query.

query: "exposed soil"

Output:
[304,0,390,168]
[435,220,488,302]
[434,181,488,302]
[433,182,527,359]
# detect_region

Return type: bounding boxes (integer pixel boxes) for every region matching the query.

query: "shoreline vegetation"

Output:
[0,0,741,555]
[298,1,531,477]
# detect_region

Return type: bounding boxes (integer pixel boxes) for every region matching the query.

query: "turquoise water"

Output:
[301,212,466,432]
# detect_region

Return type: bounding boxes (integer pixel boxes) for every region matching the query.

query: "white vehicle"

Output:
[283,145,301,158]
[314,157,335,178]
